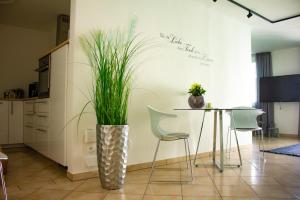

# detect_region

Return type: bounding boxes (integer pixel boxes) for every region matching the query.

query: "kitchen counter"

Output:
[40,40,69,58]
[0,97,39,101]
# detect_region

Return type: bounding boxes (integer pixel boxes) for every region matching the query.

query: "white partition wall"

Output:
[66,0,252,175]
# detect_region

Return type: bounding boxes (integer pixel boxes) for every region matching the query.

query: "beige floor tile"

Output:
[188,168,209,177]
[110,183,147,195]
[222,198,259,200]
[274,176,300,187]
[151,175,181,182]
[182,197,221,200]
[21,188,71,200]
[104,194,142,200]
[241,176,280,186]
[42,180,84,191]
[251,186,295,198]
[4,136,300,200]
[146,183,181,196]
[5,186,36,200]
[125,174,149,184]
[143,195,182,200]
[151,168,182,176]
[212,176,245,186]
[207,168,238,177]
[64,191,107,200]
[17,180,55,190]
[259,198,299,200]
[181,185,219,197]
[182,176,214,185]
[283,187,300,199]
[75,179,109,193]
[216,185,257,198]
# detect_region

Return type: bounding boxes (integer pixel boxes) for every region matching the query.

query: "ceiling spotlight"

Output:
[213,0,217,2]
[247,11,253,18]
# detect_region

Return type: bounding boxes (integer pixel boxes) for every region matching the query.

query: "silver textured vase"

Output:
[96,125,129,190]
[188,95,205,108]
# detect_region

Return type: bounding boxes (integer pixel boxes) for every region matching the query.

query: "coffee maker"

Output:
[28,82,39,98]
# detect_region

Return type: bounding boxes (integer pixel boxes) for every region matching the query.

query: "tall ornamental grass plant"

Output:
[80,23,144,125]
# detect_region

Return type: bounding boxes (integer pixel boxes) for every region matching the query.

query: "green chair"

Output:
[226,107,265,166]
[147,105,193,183]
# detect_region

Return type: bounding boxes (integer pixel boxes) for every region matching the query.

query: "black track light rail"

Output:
[226,0,300,23]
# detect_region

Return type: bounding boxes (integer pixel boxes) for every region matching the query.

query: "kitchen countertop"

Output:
[0,97,39,101]
[40,40,69,58]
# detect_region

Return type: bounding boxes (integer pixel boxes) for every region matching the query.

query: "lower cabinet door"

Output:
[23,125,33,147]
[36,129,48,157]
[0,101,9,144]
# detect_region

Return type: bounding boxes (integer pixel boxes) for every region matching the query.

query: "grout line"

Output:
[205,165,224,200]
[180,161,183,200]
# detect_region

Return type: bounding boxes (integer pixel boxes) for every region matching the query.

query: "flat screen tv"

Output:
[260,74,300,102]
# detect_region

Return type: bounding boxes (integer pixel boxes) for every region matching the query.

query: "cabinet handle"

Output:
[25,125,33,128]
[36,101,48,104]
[37,114,48,118]
[11,102,13,115]
[36,128,47,132]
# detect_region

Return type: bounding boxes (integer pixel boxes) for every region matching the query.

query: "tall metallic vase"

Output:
[96,125,129,190]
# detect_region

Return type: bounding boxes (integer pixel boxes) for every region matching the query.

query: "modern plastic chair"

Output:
[147,105,193,183]
[226,107,265,166]
[0,152,8,200]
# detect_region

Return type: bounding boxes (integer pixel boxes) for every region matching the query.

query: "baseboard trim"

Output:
[67,151,215,181]
[67,170,99,181]
[280,134,300,138]
[1,144,25,149]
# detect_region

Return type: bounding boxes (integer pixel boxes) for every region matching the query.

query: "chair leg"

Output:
[184,138,188,169]
[185,138,193,180]
[229,129,232,160]
[261,129,265,158]
[226,127,230,155]
[234,130,242,166]
[148,139,161,184]
[0,162,7,200]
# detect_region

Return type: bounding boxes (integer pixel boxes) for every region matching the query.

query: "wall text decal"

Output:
[160,33,213,65]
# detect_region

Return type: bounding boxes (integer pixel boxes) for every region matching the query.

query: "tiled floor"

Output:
[2,137,300,200]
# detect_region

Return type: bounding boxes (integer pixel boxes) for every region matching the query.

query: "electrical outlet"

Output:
[84,129,96,143]
[85,144,96,154]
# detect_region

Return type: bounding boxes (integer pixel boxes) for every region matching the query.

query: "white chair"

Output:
[0,152,8,200]
[147,105,193,183]
[226,107,265,166]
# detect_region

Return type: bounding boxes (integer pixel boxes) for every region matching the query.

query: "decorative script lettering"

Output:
[160,33,213,65]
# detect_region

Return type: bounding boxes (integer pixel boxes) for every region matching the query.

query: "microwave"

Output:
[37,54,50,98]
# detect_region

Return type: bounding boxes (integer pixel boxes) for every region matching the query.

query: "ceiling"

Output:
[0,0,299,53]
[210,0,300,53]
[0,0,70,31]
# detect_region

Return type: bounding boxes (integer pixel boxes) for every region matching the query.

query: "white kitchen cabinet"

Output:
[24,99,49,157]
[49,44,68,166]
[0,101,9,144]
[22,44,69,166]
[8,101,23,144]
[35,99,49,156]
[23,100,35,148]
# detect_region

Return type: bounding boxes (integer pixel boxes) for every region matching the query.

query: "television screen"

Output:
[260,74,300,102]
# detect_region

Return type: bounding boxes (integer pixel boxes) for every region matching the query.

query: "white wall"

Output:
[0,24,55,97]
[66,0,253,175]
[272,46,300,135]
